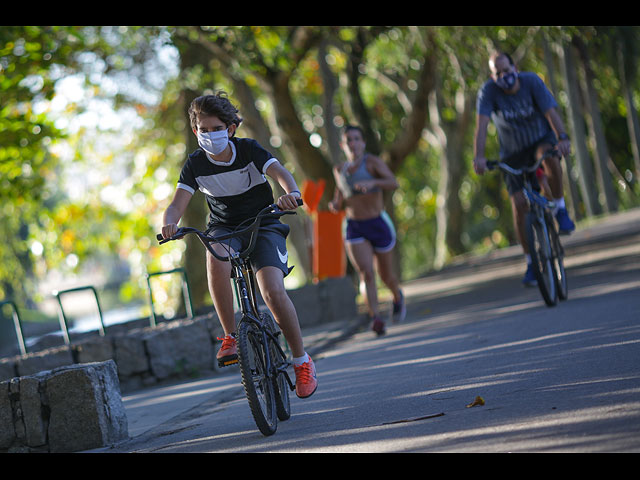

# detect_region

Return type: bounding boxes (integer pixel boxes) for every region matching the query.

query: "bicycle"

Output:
[487,149,568,307]
[156,200,302,436]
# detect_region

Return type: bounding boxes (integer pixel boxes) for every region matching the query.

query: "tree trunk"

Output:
[557,40,602,217]
[432,93,471,269]
[542,35,583,220]
[617,39,640,184]
[267,71,334,207]
[574,37,618,213]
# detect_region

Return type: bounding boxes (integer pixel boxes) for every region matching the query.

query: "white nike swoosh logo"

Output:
[277,246,288,264]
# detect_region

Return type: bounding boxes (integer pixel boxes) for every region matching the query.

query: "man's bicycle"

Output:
[487,150,568,307]
[156,201,302,436]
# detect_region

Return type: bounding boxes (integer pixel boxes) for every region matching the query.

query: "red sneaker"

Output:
[294,356,318,399]
[216,334,238,367]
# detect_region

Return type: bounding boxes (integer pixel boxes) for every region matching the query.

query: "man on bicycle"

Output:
[473,51,575,286]
[161,92,317,399]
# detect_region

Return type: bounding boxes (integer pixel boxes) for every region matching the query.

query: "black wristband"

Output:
[558,132,570,141]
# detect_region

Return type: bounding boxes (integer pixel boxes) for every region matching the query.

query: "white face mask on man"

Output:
[198,128,230,155]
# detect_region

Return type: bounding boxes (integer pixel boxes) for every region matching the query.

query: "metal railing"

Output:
[145,267,194,327]
[2,267,195,355]
[0,300,27,355]
[52,286,106,345]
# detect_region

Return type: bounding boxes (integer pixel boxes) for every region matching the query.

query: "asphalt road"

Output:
[94,208,640,453]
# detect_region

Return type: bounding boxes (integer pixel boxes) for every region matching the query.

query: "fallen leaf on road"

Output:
[466,396,485,408]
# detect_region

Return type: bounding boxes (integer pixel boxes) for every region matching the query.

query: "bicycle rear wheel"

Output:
[526,212,558,306]
[262,313,292,421]
[546,211,568,300]
[237,319,278,436]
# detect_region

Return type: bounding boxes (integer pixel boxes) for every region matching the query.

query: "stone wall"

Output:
[0,360,128,452]
[0,276,358,393]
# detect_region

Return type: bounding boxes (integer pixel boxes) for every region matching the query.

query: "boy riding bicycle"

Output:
[161,92,317,399]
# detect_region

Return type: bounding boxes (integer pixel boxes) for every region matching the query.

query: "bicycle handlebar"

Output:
[156,198,303,262]
[486,148,559,175]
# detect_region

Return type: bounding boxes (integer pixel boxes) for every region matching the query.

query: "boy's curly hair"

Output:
[188,91,243,135]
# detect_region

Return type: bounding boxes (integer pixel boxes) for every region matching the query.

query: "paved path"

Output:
[84,207,640,452]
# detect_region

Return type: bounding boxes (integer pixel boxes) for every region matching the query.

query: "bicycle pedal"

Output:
[217,358,239,368]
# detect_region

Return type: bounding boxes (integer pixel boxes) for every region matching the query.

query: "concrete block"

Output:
[45,361,128,452]
[73,336,114,364]
[145,318,215,381]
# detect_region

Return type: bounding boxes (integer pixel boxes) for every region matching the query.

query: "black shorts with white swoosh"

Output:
[205,218,291,277]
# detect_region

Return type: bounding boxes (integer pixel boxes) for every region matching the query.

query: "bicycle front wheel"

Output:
[526,212,558,307]
[237,319,278,436]
[546,211,568,300]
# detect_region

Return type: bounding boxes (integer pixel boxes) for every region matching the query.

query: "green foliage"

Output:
[2,25,639,319]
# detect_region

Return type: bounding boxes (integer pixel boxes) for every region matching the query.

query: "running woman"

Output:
[329,125,406,335]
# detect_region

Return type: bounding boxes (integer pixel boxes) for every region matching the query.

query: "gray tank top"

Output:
[336,155,380,198]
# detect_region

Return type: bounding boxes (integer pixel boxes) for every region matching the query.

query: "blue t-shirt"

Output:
[476,71,558,159]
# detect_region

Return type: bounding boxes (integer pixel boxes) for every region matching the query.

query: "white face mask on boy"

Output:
[197,128,229,155]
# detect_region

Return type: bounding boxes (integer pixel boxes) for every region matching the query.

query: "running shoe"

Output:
[294,356,318,398]
[522,263,537,287]
[555,207,575,235]
[391,290,406,324]
[216,334,238,367]
[371,316,386,336]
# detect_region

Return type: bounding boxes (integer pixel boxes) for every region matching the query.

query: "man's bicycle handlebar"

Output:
[156,198,303,262]
[486,148,560,175]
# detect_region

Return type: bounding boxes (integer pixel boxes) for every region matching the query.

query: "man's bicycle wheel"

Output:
[262,312,292,421]
[546,211,568,301]
[526,212,558,306]
[237,319,278,436]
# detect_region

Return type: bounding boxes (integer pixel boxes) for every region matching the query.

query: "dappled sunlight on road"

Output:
[569,279,640,300]
[367,329,595,370]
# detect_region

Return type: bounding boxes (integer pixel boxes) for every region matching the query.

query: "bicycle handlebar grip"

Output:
[486,160,497,170]
[156,233,170,245]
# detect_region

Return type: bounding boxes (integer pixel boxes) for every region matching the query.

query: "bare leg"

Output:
[374,249,401,303]
[510,191,530,254]
[255,266,305,358]
[538,143,564,199]
[206,247,236,336]
[345,240,378,318]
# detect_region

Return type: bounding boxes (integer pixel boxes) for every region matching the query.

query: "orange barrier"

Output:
[312,210,346,281]
[302,179,347,281]
[302,178,325,213]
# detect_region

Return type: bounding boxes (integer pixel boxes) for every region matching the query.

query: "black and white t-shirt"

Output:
[178,137,278,226]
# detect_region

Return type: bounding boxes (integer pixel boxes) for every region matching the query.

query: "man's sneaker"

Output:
[555,207,575,235]
[216,334,238,367]
[522,263,537,287]
[371,316,386,336]
[294,356,317,399]
[391,290,406,324]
